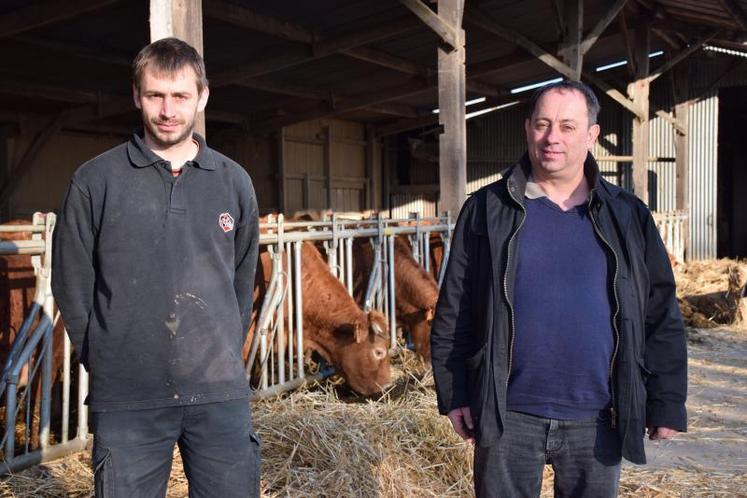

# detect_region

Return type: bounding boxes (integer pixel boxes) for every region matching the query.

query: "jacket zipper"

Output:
[588,194,621,429]
[504,183,527,386]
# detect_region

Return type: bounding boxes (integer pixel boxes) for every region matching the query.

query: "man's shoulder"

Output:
[71,141,130,185]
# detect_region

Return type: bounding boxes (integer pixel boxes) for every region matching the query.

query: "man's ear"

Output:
[197,86,210,113]
[132,84,142,110]
[587,123,600,148]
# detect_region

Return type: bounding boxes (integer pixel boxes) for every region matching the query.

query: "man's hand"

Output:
[647,426,678,440]
[447,406,475,444]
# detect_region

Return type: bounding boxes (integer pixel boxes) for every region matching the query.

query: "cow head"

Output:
[332,310,392,396]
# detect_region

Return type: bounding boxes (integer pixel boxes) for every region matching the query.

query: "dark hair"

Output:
[132,37,208,93]
[527,80,600,125]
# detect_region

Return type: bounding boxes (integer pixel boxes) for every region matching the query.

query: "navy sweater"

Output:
[507,195,614,420]
[52,132,259,412]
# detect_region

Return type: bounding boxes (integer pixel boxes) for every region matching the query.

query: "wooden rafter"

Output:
[0,0,119,40]
[399,0,459,51]
[647,30,719,83]
[580,0,631,55]
[465,7,645,119]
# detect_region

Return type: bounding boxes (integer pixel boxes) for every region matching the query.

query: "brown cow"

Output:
[245,241,392,396]
[352,235,438,361]
[0,219,66,451]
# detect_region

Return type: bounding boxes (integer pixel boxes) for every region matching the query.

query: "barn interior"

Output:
[0,0,746,257]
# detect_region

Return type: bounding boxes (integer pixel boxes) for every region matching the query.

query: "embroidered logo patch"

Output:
[218,212,235,233]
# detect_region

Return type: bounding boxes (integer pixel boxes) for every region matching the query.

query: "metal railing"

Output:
[248,212,453,397]
[0,213,89,475]
[653,210,688,262]
[0,210,454,472]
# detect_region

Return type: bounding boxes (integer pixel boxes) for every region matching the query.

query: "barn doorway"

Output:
[717,87,747,259]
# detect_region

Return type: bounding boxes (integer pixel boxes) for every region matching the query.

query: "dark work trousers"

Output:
[474,410,622,498]
[91,398,260,498]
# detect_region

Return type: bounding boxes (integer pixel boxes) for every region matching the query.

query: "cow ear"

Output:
[425,307,435,321]
[354,323,366,343]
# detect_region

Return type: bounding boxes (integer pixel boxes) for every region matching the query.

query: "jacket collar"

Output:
[504,151,623,206]
[127,130,216,170]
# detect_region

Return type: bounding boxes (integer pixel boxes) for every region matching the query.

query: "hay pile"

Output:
[1,350,747,497]
[675,259,747,328]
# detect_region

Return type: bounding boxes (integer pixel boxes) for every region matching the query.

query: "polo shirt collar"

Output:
[127,130,216,170]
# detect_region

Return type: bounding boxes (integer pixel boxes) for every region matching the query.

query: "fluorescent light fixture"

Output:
[704,44,747,58]
[510,77,563,94]
[595,50,665,72]
[432,96,487,114]
[466,100,521,120]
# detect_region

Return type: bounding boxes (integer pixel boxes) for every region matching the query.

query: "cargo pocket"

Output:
[92,445,115,498]
[465,344,488,430]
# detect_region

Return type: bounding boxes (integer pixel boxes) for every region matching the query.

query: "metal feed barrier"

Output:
[0,213,89,475]
[247,212,453,398]
[0,210,452,473]
[653,210,688,263]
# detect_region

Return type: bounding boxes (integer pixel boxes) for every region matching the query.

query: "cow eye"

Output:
[372,347,387,360]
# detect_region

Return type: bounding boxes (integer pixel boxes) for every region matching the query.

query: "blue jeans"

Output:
[474,410,621,498]
[91,398,260,498]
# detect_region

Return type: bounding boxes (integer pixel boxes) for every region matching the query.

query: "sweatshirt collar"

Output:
[127,130,216,170]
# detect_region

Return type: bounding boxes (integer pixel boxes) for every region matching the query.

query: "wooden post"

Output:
[324,125,333,209]
[277,128,286,214]
[149,0,206,136]
[437,0,467,218]
[365,125,375,209]
[674,63,690,257]
[560,0,583,80]
[628,24,650,203]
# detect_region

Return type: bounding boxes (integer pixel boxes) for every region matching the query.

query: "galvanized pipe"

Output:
[345,237,353,296]
[293,241,304,378]
[62,331,71,443]
[387,235,397,350]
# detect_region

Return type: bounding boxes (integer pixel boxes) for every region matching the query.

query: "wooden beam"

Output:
[629,24,650,203]
[647,31,718,83]
[399,0,459,51]
[0,78,102,104]
[0,0,119,40]
[257,81,430,131]
[619,11,637,78]
[0,115,65,204]
[343,47,427,77]
[560,0,584,80]
[13,35,133,66]
[210,17,418,87]
[673,64,689,214]
[465,7,644,119]
[204,0,314,43]
[437,0,467,216]
[651,28,681,50]
[580,0,630,55]
[150,0,205,135]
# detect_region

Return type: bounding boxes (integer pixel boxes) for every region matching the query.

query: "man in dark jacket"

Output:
[52,38,260,497]
[431,80,687,497]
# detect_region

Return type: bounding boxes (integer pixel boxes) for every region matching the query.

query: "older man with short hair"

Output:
[431,80,687,497]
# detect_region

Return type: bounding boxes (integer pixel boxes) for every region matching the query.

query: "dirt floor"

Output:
[0,326,745,497]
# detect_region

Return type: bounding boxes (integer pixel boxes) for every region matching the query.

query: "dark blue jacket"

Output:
[52,132,259,412]
[431,153,687,464]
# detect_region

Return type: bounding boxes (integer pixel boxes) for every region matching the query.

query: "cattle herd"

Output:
[0,213,445,452]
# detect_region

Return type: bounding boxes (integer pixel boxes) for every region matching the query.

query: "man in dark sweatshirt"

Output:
[52,38,260,497]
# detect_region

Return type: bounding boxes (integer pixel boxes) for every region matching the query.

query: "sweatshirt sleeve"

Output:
[52,181,97,367]
[233,177,260,343]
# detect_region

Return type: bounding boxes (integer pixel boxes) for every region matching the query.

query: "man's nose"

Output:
[160,97,175,118]
[545,123,560,142]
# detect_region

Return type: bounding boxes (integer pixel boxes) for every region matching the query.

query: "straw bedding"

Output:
[675,259,747,328]
[1,260,746,497]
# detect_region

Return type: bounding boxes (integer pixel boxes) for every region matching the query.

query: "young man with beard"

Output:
[52,38,260,497]
[431,81,687,497]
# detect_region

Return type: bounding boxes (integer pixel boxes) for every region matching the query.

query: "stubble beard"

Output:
[143,116,195,149]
